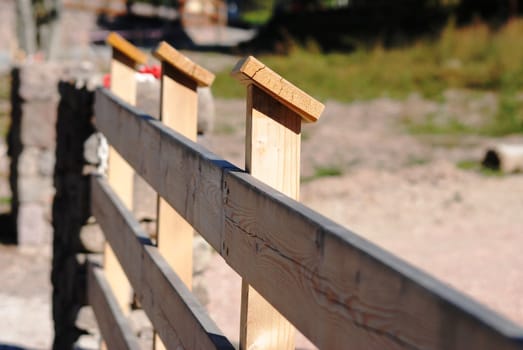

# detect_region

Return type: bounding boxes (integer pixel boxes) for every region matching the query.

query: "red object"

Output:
[102,65,162,88]
[139,65,162,79]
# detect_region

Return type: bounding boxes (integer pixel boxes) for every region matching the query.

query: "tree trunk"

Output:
[16,0,37,56]
[39,0,63,60]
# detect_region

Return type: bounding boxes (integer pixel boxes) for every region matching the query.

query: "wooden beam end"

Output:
[232,56,324,123]
[106,32,148,65]
[153,41,215,87]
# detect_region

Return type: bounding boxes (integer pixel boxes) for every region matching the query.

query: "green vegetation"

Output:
[302,165,343,182]
[456,159,503,176]
[241,9,273,26]
[404,115,473,135]
[0,74,9,137]
[214,19,523,135]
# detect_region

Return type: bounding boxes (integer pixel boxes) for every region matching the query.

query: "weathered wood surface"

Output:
[91,175,235,350]
[154,41,215,87]
[94,87,523,350]
[232,56,324,123]
[87,261,142,350]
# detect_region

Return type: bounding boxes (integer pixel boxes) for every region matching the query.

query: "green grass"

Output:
[405,115,473,135]
[214,19,523,135]
[302,165,343,182]
[241,9,273,26]
[0,74,9,137]
[456,159,504,176]
[0,76,8,101]
[0,197,11,205]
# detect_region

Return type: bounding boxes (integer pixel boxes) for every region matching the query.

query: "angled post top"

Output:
[106,32,147,66]
[153,41,215,87]
[232,56,324,123]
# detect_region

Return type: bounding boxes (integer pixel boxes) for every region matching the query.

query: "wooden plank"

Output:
[154,42,201,289]
[231,56,324,123]
[153,41,215,87]
[103,33,143,319]
[239,85,300,349]
[153,41,202,350]
[94,88,523,350]
[106,32,147,66]
[91,175,235,350]
[95,88,232,252]
[87,261,142,350]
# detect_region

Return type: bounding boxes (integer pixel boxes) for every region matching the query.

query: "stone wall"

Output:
[8,62,61,245]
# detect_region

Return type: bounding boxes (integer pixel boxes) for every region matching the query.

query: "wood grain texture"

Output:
[154,41,215,87]
[95,88,234,252]
[91,175,235,350]
[240,85,300,349]
[94,88,523,350]
[223,170,523,350]
[103,44,141,317]
[155,56,199,289]
[87,262,142,350]
[231,56,324,123]
[106,32,147,65]
[154,44,201,350]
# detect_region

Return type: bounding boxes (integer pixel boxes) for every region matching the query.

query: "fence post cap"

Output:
[232,56,324,123]
[106,32,148,65]
[153,41,215,87]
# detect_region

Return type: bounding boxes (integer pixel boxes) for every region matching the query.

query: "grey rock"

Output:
[197,87,215,135]
[79,224,105,253]
[83,132,108,173]
[133,174,157,221]
[20,100,58,148]
[74,334,100,350]
[17,176,54,203]
[17,147,40,176]
[18,62,62,101]
[129,309,153,335]
[137,77,160,119]
[193,234,213,275]
[39,149,55,176]
[17,203,51,245]
[75,306,98,334]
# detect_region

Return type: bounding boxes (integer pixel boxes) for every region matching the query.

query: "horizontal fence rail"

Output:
[87,261,142,350]
[91,174,235,350]
[94,87,523,350]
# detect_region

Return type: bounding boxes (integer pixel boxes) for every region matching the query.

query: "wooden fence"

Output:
[87,32,523,349]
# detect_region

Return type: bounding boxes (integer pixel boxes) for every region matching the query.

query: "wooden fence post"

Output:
[232,56,324,350]
[152,41,215,350]
[104,32,147,319]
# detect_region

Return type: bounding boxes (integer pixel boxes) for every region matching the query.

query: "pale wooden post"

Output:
[232,56,324,350]
[151,41,215,350]
[103,32,147,318]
